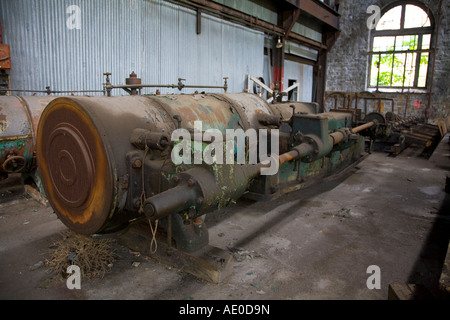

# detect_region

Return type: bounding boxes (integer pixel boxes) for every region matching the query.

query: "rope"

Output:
[148,218,158,254]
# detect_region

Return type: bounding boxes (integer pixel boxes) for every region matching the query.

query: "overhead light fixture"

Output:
[276,37,283,49]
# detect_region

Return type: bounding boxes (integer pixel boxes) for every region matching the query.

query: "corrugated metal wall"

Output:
[0,0,264,95]
[262,56,314,102]
[284,60,313,102]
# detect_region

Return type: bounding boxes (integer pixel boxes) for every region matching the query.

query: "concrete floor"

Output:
[0,136,449,300]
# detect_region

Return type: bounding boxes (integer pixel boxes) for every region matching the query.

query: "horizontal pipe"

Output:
[105,84,227,91]
[278,121,377,166]
[278,150,300,165]
[144,183,198,220]
[330,121,376,145]
[146,121,378,220]
[4,89,104,94]
[106,84,179,89]
[352,121,375,134]
[182,85,227,89]
[279,143,315,165]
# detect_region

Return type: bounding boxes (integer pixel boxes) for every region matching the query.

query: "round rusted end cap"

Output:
[37,98,115,234]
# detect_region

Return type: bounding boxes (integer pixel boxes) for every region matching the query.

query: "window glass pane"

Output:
[376,5,402,30]
[395,35,418,51]
[392,53,406,86]
[378,53,394,86]
[418,53,429,87]
[422,34,431,49]
[370,55,380,86]
[404,53,417,87]
[404,5,431,29]
[370,5,431,89]
[373,36,395,52]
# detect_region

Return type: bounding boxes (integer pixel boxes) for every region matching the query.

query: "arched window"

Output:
[368,2,434,90]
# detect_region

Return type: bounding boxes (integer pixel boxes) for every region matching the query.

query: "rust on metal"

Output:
[0,96,56,175]
[37,92,373,253]
[148,94,240,133]
[0,44,11,70]
[37,98,114,234]
[126,71,142,85]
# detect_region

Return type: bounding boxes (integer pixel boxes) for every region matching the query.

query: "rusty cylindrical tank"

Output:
[0,96,55,178]
[37,93,311,234]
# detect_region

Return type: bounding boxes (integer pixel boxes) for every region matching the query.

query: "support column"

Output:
[272,42,284,93]
[273,6,300,95]
[316,49,327,112]
[315,31,340,112]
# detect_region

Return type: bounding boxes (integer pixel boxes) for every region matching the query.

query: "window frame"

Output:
[367,1,435,91]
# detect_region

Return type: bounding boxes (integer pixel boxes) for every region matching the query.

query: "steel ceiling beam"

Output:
[166,0,327,50]
[284,0,339,30]
[280,7,301,40]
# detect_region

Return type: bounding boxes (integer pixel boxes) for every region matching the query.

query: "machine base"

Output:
[116,221,234,284]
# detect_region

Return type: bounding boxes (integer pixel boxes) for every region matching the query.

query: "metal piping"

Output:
[103,76,228,96]
[144,119,377,221]
[279,120,377,165]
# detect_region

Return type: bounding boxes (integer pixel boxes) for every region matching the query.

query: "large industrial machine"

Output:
[325,91,445,157]
[36,92,378,252]
[0,96,56,191]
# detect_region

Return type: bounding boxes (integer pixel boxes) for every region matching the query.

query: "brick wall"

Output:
[325,0,449,120]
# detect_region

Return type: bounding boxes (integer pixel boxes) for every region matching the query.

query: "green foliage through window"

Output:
[369,3,432,89]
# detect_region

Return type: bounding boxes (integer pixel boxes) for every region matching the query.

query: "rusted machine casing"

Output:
[0,96,55,185]
[37,93,370,252]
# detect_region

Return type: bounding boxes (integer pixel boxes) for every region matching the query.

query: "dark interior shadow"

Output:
[406,192,450,300]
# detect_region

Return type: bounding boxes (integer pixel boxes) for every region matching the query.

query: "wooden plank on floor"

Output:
[115,222,234,284]
[388,284,435,300]
[24,184,49,207]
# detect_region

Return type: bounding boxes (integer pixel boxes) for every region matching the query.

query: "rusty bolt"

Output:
[187,178,195,187]
[196,197,204,205]
[172,176,180,183]
[132,159,142,168]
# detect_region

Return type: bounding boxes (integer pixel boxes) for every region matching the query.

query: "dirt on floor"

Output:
[0,138,449,301]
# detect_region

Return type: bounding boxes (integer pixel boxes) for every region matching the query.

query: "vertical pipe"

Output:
[196,8,201,35]
[272,38,284,93]
[426,0,443,121]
